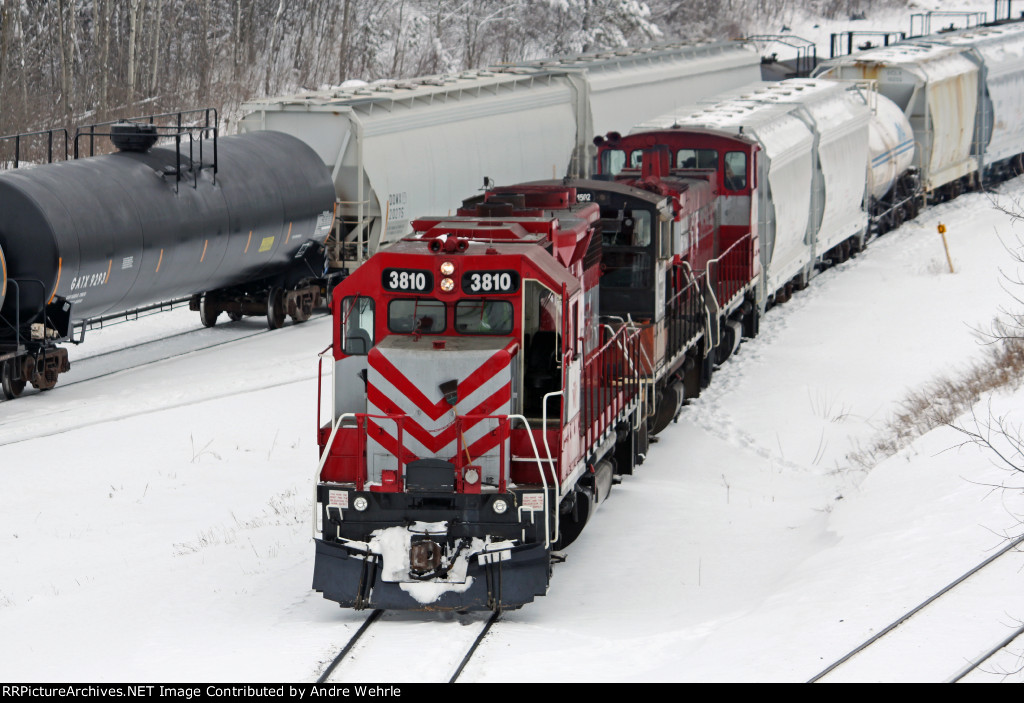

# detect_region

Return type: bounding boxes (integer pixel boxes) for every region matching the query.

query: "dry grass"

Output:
[849,321,1024,470]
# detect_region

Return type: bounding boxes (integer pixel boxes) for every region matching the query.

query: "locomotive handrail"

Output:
[704,233,753,347]
[313,411,357,539]
[667,260,712,362]
[582,321,643,449]
[620,315,655,426]
[316,345,333,434]
[540,389,563,486]
[508,413,557,548]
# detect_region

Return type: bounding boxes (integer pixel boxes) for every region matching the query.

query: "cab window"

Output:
[600,208,653,288]
[455,300,514,335]
[387,299,446,333]
[724,151,747,191]
[600,149,626,176]
[341,296,374,355]
[677,148,717,169]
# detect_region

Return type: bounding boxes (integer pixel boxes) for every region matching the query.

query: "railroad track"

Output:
[0,313,329,446]
[809,534,1024,682]
[316,609,501,684]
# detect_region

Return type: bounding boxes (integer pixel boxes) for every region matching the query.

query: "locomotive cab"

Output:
[591,131,762,430]
[313,185,644,610]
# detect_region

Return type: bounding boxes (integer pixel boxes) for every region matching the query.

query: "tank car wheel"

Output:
[199,294,220,328]
[290,302,311,324]
[1,360,26,400]
[891,205,905,231]
[267,288,286,330]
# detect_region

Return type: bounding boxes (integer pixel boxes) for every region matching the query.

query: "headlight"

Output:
[440,277,455,292]
[440,261,455,276]
[464,468,480,485]
[353,496,369,512]
[492,498,508,515]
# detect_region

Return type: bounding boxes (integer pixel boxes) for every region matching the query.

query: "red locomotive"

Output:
[313,134,762,609]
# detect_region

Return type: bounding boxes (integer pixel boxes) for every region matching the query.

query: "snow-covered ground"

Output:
[3,2,1024,683]
[2,181,1023,684]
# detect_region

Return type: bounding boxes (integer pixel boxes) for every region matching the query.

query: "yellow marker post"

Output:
[938,223,954,273]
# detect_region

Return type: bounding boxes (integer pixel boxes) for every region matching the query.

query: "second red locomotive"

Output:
[312,135,761,609]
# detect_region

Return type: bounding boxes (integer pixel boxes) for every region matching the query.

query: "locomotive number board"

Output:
[382,268,434,292]
[462,270,520,294]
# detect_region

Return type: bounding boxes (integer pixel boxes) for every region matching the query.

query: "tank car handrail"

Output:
[73,296,194,343]
[0,128,70,168]
[0,280,23,350]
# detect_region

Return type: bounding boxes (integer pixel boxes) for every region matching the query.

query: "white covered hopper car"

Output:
[238,41,761,270]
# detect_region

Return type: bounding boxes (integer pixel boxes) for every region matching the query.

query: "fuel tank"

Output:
[0,130,336,330]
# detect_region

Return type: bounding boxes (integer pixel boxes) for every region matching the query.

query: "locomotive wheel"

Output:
[228,311,243,322]
[1,360,26,400]
[649,382,684,436]
[199,294,220,328]
[267,288,286,330]
[554,490,592,550]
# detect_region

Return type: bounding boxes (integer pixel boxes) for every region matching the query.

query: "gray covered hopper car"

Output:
[238,41,762,270]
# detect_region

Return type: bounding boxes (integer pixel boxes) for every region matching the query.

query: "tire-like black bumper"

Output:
[313,537,551,611]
